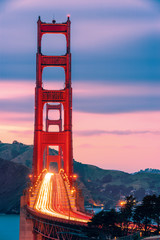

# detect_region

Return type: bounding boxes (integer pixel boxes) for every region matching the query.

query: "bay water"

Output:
[0,210,103,240]
[0,215,19,240]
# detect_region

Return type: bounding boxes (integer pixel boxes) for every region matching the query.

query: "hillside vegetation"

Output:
[0,140,160,213]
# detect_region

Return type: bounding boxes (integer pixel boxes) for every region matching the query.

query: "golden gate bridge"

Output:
[19,16,92,240]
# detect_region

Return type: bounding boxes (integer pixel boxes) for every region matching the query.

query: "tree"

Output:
[133,195,155,235]
[120,195,136,235]
[133,205,144,231]
[88,209,122,238]
[152,195,160,233]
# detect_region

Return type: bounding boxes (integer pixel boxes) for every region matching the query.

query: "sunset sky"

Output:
[0,0,160,173]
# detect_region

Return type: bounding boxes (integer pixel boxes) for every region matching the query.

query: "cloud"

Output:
[0,108,160,172]
[0,81,34,99]
[72,110,160,172]
[73,82,160,98]
[9,130,33,135]
[0,23,36,54]
[5,0,154,12]
[1,0,159,54]
[74,96,160,114]
[2,18,159,54]
[77,144,93,148]
[0,125,31,132]
[0,80,160,114]
[74,130,160,137]
[0,80,65,100]
[1,79,160,98]
[0,98,33,113]
[72,18,160,52]
[0,111,33,123]
[72,111,160,133]
[1,93,160,119]
[1,0,159,91]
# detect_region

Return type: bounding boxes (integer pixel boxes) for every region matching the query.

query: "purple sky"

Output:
[0,0,160,172]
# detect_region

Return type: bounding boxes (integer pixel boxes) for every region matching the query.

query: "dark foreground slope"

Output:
[0,158,30,213]
[0,140,160,213]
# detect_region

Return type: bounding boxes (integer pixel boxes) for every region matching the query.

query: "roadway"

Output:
[33,172,91,224]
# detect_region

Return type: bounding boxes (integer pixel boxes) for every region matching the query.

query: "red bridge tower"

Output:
[33,16,73,181]
[19,17,91,240]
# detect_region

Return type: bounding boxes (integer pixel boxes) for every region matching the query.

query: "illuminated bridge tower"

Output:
[33,16,73,181]
[20,17,91,240]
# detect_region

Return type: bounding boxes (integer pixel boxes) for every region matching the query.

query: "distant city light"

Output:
[119,200,126,207]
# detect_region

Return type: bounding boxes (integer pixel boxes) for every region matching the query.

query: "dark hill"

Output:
[0,157,30,213]
[0,140,160,213]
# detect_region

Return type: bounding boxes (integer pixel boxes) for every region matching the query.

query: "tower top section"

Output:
[37,16,71,54]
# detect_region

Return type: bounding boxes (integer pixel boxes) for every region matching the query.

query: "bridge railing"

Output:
[59,169,77,212]
[59,169,93,217]
[28,169,48,208]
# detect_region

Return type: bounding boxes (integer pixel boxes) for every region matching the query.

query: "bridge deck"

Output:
[28,172,91,226]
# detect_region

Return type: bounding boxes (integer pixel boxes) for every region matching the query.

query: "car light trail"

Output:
[34,172,90,223]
